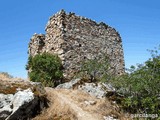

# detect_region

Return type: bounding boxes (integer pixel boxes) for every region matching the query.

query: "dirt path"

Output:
[33,87,125,120]
[52,89,100,120]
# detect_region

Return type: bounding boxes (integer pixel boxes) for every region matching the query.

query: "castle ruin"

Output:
[28,10,125,79]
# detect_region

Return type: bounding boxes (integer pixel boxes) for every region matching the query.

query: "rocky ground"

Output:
[0,73,47,120]
[33,88,127,120]
[0,73,130,120]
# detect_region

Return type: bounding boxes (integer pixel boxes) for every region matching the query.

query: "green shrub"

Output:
[26,53,63,87]
[111,46,160,116]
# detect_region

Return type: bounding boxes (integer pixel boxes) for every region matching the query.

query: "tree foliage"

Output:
[112,46,160,115]
[77,56,113,82]
[26,53,63,87]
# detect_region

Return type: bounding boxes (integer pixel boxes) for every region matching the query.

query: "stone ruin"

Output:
[28,10,125,79]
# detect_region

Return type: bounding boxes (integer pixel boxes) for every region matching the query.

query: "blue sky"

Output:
[0,0,159,78]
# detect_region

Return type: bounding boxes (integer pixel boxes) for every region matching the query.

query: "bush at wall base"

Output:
[26,53,63,87]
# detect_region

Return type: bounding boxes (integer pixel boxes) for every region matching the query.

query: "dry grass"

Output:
[33,88,77,120]
[0,72,25,81]
[0,73,11,80]
[0,73,28,94]
[33,88,130,120]
[0,77,46,98]
[0,72,131,119]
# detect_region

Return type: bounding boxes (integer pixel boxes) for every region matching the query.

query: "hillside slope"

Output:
[33,87,128,120]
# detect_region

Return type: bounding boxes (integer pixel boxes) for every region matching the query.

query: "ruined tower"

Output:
[28,10,125,79]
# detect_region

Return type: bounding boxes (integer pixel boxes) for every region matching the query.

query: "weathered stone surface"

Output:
[56,78,81,89]
[28,34,45,56]
[79,82,117,99]
[84,100,97,105]
[0,79,47,120]
[28,9,125,79]
[103,116,119,120]
[56,78,116,99]
[78,83,107,99]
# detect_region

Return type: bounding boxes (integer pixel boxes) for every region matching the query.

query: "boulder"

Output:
[56,78,116,99]
[78,82,123,100]
[84,100,97,105]
[56,78,81,89]
[78,83,107,99]
[103,115,119,120]
[0,79,47,120]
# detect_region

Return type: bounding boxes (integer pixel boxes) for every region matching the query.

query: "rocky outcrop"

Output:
[78,83,115,99]
[0,74,127,120]
[56,78,81,89]
[56,78,117,99]
[0,79,47,120]
[54,79,126,119]
[28,10,125,79]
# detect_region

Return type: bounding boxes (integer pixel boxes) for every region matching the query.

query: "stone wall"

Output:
[28,10,125,79]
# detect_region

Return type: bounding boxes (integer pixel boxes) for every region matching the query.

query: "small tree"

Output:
[26,53,63,87]
[77,56,113,82]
